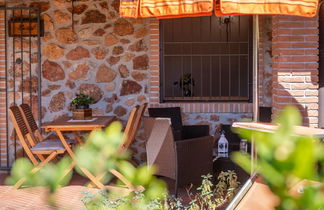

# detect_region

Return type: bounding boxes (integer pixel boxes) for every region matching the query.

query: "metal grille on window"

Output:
[160,16,253,102]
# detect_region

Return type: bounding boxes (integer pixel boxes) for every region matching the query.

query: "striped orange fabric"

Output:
[215,0,318,17]
[140,0,213,18]
[120,0,140,18]
[119,0,318,18]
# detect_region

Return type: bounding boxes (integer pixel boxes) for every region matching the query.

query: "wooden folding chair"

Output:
[87,106,138,186]
[19,104,76,144]
[88,103,148,190]
[119,103,148,151]
[8,106,71,189]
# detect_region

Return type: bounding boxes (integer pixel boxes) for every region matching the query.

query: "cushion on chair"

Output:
[44,138,75,144]
[148,107,183,140]
[31,141,66,151]
[146,118,176,180]
[148,107,183,131]
[148,107,210,141]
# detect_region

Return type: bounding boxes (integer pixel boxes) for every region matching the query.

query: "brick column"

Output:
[272,15,319,127]
[148,18,160,104]
[0,10,7,167]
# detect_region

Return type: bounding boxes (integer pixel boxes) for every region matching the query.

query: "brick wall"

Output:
[0,10,7,168]
[272,15,319,127]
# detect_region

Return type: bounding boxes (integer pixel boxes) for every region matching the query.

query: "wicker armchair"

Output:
[148,107,210,140]
[145,115,213,195]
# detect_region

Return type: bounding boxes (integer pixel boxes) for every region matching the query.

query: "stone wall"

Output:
[7,0,151,124]
[4,0,151,163]
[3,0,273,164]
[258,16,273,107]
[39,1,150,123]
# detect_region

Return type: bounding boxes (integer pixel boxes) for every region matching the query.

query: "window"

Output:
[160,16,253,102]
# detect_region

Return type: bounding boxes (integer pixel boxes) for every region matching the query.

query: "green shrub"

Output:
[232,106,324,209]
[82,171,240,210]
[7,121,240,209]
[6,121,167,208]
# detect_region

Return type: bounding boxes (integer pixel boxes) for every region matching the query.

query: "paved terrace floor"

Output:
[0,173,97,209]
[0,173,190,209]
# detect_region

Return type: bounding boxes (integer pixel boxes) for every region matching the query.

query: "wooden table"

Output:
[42,116,116,146]
[41,116,116,189]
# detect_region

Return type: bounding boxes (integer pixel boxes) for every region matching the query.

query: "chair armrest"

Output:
[181,125,209,139]
[175,135,214,187]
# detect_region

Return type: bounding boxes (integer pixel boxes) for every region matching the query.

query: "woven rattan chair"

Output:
[19,104,75,145]
[148,107,209,140]
[8,105,69,189]
[145,117,213,195]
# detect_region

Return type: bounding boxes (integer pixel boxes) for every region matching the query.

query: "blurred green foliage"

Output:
[82,171,240,210]
[74,122,128,184]
[232,106,324,209]
[6,157,72,192]
[6,157,73,205]
[6,121,167,208]
[7,120,243,209]
[82,164,167,209]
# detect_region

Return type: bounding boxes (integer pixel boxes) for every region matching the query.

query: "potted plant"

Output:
[71,93,97,120]
[174,73,195,97]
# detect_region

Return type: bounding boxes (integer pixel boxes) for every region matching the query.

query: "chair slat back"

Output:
[9,106,29,137]
[19,104,38,132]
[133,103,147,133]
[19,104,44,144]
[8,106,38,165]
[120,106,138,150]
[120,103,147,151]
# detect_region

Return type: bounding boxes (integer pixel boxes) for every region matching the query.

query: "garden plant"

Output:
[233,106,324,209]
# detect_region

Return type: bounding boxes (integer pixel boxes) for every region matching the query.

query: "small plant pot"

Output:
[73,107,92,120]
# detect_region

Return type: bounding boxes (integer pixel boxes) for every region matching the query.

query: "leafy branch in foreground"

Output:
[82,171,240,210]
[6,121,167,208]
[232,106,324,209]
[6,157,73,206]
[7,120,240,209]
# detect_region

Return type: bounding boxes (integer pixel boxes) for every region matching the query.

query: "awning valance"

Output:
[215,0,318,17]
[120,0,214,18]
[120,0,318,18]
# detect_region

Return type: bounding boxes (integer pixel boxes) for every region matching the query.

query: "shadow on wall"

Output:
[273,81,317,127]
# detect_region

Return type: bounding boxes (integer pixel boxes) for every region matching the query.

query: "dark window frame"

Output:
[159,16,253,103]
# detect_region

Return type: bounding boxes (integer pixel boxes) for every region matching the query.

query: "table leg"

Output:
[56,130,75,159]
[72,131,84,145]
[56,130,107,189]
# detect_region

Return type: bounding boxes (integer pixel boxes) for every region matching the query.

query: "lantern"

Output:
[218,133,228,157]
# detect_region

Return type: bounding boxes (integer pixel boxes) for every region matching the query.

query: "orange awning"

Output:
[215,0,318,17]
[140,0,213,18]
[120,0,213,18]
[119,0,140,18]
[120,0,318,18]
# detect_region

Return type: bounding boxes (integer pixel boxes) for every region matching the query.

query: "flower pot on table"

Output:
[72,107,92,120]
